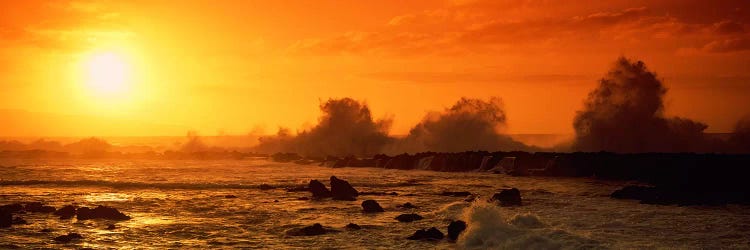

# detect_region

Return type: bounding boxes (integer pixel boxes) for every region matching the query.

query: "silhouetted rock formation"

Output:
[491,188,522,206]
[54,205,77,219]
[0,211,11,228]
[447,220,467,241]
[361,200,384,213]
[308,180,331,198]
[345,223,361,230]
[395,213,423,222]
[407,227,444,240]
[0,203,22,214]
[24,202,55,213]
[53,233,83,243]
[330,176,358,201]
[76,206,131,220]
[286,223,335,236]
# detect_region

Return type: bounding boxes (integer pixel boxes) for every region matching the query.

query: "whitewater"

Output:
[1,158,749,249]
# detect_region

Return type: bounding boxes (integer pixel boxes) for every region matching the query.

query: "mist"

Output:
[388,97,534,153]
[254,98,393,157]
[572,57,719,153]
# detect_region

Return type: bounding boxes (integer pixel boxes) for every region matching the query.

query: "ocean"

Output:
[1,158,749,249]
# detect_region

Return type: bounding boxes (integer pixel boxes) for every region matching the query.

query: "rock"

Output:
[396,202,418,209]
[395,213,423,222]
[76,206,130,221]
[106,224,116,230]
[54,205,77,219]
[53,233,83,243]
[407,227,444,240]
[308,180,331,198]
[40,228,53,233]
[11,216,26,225]
[610,186,657,200]
[224,195,237,199]
[491,188,522,206]
[273,200,279,202]
[259,184,274,190]
[0,211,11,228]
[361,200,384,213]
[440,191,472,197]
[0,203,23,214]
[297,197,310,201]
[447,220,467,241]
[345,223,361,230]
[330,176,358,200]
[24,202,56,213]
[286,223,330,236]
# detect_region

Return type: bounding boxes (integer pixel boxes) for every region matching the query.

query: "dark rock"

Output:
[0,203,23,214]
[259,184,274,190]
[297,197,310,201]
[396,202,418,209]
[106,224,116,230]
[610,186,657,200]
[54,205,77,219]
[11,216,26,225]
[447,220,467,241]
[40,228,53,233]
[330,176,358,201]
[395,213,423,222]
[345,223,361,230]
[361,200,384,213]
[441,191,472,197]
[286,223,330,236]
[273,200,279,202]
[53,233,83,243]
[308,180,331,198]
[407,227,444,240]
[491,188,522,206]
[224,195,237,199]
[24,202,55,213]
[76,206,130,221]
[0,211,11,228]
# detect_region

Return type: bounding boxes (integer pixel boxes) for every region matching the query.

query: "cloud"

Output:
[701,37,750,53]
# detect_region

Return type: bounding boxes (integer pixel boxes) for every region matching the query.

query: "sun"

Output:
[83,51,132,96]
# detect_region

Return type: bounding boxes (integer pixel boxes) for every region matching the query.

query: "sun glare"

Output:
[83,51,132,96]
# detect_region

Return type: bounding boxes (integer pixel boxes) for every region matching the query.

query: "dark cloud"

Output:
[572,57,715,153]
[702,37,750,53]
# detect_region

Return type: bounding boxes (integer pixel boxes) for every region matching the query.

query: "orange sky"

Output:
[1,0,749,137]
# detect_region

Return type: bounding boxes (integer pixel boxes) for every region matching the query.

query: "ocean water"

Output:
[1,158,749,249]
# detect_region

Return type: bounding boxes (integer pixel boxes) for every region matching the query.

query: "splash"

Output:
[573,57,712,153]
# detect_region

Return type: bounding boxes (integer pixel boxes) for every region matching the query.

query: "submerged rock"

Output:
[76,206,130,221]
[259,184,274,190]
[54,205,77,219]
[286,223,332,236]
[447,220,467,241]
[106,224,116,230]
[0,203,23,214]
[330,176,359,201]
[407,227,444,240]
[361,200,384,213]
[491,188,522,206]
[0,211,11,228]
[345,223,361,230]
[11,216,26,225]
[395,213,423,222]
[224,195,238,199]
[24,202,56,213]
[53,233,83,243]
[396,202,418,209]
[308,180,331,198]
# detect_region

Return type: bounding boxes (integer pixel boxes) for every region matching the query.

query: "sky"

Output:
[1,0,749,137]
